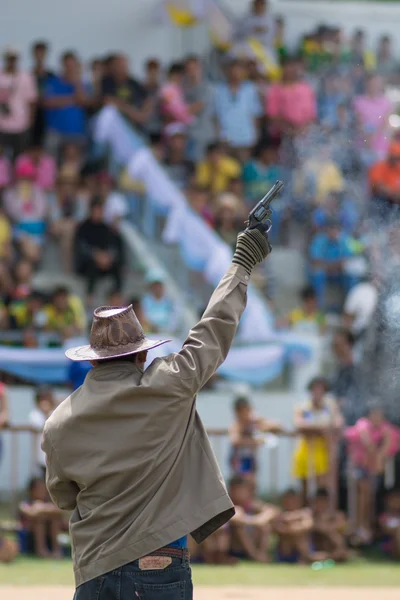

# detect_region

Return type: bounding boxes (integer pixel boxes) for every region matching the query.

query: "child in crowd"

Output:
[379,488,400,560]
[29,386,55,476]
[273,488,325,563]
[229,476,280,563]
[19,477,63,558]
[189,524,236,565]
[312,488,349,561]
[282,286,326,335]
[15,145,56,191]
[345,405,400,544]
[229,395,282,487]
[293,377,344,502]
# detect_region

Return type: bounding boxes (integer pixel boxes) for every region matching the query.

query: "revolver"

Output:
[246,180,284,232]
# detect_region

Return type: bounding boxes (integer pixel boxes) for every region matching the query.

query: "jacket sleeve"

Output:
[41,424,79,511]
[160,264,249,397]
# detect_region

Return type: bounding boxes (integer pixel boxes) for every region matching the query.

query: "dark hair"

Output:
[228,475,248,489]
[35,385,53,406]
[62,50,78,63]
[53,286,69,297]
[28,476,44,495]
[168,62,184,77]
[281,487,298,499]
[90,197,103,211]
[28,291,44,303]
[32,40,49,53]
[149,133,162,146]
[308,376,330,393]
[206,142,222,154]
[185,54,200,64]
[334,327,355,348]
[234,396,250,412]
[315,487,330,499]
[301,286,317,301]
[146,58,160,70]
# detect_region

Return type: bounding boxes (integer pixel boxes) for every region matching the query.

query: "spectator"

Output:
[9,291,48,333]
[369,141,400,219]
[237,0,276,55]
[349,29,376,71]
[45,286,86,339]
[101,54,151,131]
[29,385,55,476]
[12,259,34,300]
[4,160,47,264]
[293,376,343,501]
[272,488,323,563]
[311,192,358,235]
[0,379,9,465]
[195,142,241,195]
[214,59,262,161]
[43,51,91,154]
[0,201,12,263]
[49,173,86,273]
[189,524,235,565]
[379,488,400,560]
[19,477,63,558]
[274,16,288,63]
[283,286,326,335]
[376,35,398,80]
[142,270,179,334]
[74,199,124,302]
[128,296,152,334]
[31,40,55,145]
[354,74,392,166]
[143,58,162,135]
[0,46,37,158]
[312,488,349,560]
[294,142,345,206]
[163,123,194,189]
[345,406,400,544]
[0,144,11,189]
[309,220,355,308]
[187,184,214,227]
[243,142,282,204]
[160,62,193,126]
[15,144,56,190]
[266,56,316,138]
[229,476,280,563]
[343,275,378,341]
[59,141,85,179]
[96,171,129,229]
[184,55,215,160]
[214,193,243,249]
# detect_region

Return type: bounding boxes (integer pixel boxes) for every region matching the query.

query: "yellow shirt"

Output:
[0,214,11,258]
[196,156,242,194]
[45,295,87,332]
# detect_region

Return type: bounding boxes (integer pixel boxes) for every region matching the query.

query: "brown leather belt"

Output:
[148,546,189,559]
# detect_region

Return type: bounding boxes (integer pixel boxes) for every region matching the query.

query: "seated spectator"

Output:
[273,488,323,563]
[184,55,215,161]
[19,477,63,558]
[312,192,358,235]
[345,405,400,544]
[293,377,344,501]
[12,259,34,300]
[282,286,326,335]
[143,58,162,136]
[343,275,378,341]
[214,60,262,161]
[195,142,241,195]
[49,172,87,273]
[379,488,400,560]
[3,160,47,264]
[369,142,400,219]
[354,73,392,166]
[96,171,129,229]
[9,291,48,333]
[243,142,282,204]
[163,123,194,189]
[0,46,38,159]
[59,141,85,179]
[312,488,349,561]
[229,476,280,563]
[74,199,125,302]
[0,536,18,563]
[229,395,282,487]
[0,145,11,189]
[101,54,151,132]
[187,184,214,227]
[142,271,178,334]
[0,201,12,263]
[15,145,56,191]
[43,51,91,154]
[45,286,86,339]
[309,220,356,308]
[294,142,345,206]
[160,62,193,126]
[29,385,55,476]
[266,56,316,138]
[214,193,243,250]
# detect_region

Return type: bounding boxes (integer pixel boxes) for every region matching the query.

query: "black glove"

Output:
[232,224,272,275]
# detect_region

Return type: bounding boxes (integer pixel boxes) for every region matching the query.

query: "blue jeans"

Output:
[73,548,193,600]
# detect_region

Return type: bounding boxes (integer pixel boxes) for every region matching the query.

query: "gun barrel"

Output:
[260,180,284,206]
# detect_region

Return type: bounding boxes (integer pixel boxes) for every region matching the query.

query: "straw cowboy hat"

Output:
[65,305,170,362]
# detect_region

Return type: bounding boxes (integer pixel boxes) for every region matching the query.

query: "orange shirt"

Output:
[369,160,400,194]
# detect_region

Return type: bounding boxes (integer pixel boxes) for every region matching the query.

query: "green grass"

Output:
[1,558,400,587]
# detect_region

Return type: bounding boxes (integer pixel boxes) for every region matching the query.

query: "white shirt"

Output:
[344,282,378,335]
[103,192,129,227]
[29,408,47,467]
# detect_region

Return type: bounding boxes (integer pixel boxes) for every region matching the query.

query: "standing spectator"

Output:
[354,74,392,166]
[43,51,90,154]
[143,58,162,135]
[369,141,400,219]
[31,40,55,145]
[15,144,56,191]
[237,0,276,55]
[195,142,241,195]
[101,54,151,132]
[142,271,179,334]
[96,171,129,229]
[0,46,37,158]
[29,386,55,476]
[163,123,194,189]
[74,199,124,302]
[0,379,9,466]
[292,377,343,501]
[160,63,193,126]
[376,35,398,80]
[343,276,378,341]
[184,55,215,161]
[214,60,262,161]
[266,56,316,139]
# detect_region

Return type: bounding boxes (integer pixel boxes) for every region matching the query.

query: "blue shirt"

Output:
[44,76,88,135]
[213,82,262,148]
[68,361,92,391]
[309,232,352,263]
[169,536,188,548]
[243,160,283,203]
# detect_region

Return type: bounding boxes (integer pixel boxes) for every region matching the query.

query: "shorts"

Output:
[292,438,329,480]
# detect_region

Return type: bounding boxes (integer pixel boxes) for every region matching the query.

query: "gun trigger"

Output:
[265,220,272,233]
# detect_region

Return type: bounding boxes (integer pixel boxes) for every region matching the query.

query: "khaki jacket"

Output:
[42,264,250,586]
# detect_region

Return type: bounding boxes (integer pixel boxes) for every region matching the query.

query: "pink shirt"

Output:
[0,71,37,133]
[15,154,56,191]
[160,82,193,125]
[266,82,316,127]
[353,94,392,158]
[0,156,11,188]
[345,417,400,468]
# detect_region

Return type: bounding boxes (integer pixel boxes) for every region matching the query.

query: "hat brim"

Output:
[65,337,171,362]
